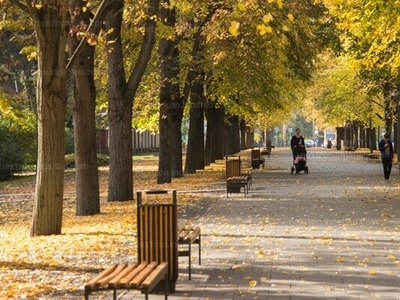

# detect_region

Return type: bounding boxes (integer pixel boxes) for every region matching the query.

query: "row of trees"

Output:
[2,0,399,236]
[303,1,400,151]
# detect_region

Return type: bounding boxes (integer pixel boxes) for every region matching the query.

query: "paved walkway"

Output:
[122,148,400,300]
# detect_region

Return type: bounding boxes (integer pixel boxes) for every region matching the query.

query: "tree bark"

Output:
[184,72,205,174]
[30,3,68,236]
[214,105,225,159]
[204,100,215,165]
[226,115,240,155]
[240,119,246,150]
[157,1,181,183]
[105,0,158,198]
[105,0,133,201]
[68,0,100,216]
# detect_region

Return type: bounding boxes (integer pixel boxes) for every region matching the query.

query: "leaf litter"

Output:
[0,156,223,299]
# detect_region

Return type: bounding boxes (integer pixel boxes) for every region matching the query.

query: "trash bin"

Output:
[136,189,178,292]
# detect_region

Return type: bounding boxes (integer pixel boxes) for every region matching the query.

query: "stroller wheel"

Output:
[305,167,309,174]
[291,166,294,174]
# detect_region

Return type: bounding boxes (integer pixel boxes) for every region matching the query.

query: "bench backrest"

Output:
[226,156,242,178]
[136,190,178,286]
[251,149,261,159]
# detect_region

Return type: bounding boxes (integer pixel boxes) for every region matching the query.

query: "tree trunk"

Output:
[30,4,68,236]
[214,105,225,158]
[68,0,100,215]
[185,72,205,174]
[158,2,181,183]
[226,115,240,155]
[105,0,158,198]
[240,119,246,150]
[105,0,133,201]
[204,100,215,165]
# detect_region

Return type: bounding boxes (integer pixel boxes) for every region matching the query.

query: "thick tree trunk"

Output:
[104,0,158,198]
[30,5,68,236]
[68,0,100,215]
[184,72,205,174]
[204,100,215,165]
[226,115,240,155]
[171,109,184,178]
[158,2,181,183]
[240,119,246,150]
[105,0,133,201]
[214,105,225,159]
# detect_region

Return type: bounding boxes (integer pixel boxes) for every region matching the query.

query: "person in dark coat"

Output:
[378,132,394,180]
[290,128,306,159]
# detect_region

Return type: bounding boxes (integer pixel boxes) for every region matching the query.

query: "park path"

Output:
[123,148,400,300]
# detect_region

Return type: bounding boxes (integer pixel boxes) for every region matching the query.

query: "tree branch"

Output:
[65,0,111,71]
[7,0,29,13]
[125,0,159,100]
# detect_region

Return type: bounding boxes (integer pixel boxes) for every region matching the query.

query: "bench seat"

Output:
[251,158,265,169]
[261,148,271,158]
[226,176,249,195]
[178,226,201,280]
[84,262,168,300]
[363,153,380,163]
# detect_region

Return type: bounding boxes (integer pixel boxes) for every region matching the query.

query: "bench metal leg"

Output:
[165,270,168,300]
[188,242,192,280]
[198,235,201,265]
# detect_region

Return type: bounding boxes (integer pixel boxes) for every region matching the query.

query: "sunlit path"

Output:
[124,148,400,299]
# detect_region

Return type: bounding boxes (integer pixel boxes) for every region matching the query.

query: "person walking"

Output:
[290,128,305,148]
[290,128,305,159]
[379,132,394,180]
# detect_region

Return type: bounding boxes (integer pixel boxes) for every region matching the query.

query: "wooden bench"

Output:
[251,148,265,169]
[363,153,380,163]
[84,262,168,300]
[178,226,201,280]
[225,156,251,196]
[260,148,271,158]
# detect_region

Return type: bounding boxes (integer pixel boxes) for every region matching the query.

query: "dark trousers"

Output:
[382,157,392,179]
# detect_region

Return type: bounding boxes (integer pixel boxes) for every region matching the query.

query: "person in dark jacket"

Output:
[378,132,394,180]
[290,128,306,159]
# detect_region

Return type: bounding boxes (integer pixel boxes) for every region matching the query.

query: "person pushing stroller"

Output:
[290,128,306,156]
[290,128,308,174]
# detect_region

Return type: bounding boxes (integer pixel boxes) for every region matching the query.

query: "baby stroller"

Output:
[291,146,308,174]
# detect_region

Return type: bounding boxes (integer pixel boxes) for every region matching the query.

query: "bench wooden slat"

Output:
[130,261,158,288]
[178,226,193,240]
[108,263,138,287]
[85,264,118,289]
[141,262,168,290]
[119,262,148,286]
[187,227,201,242]
[97,263,128,286]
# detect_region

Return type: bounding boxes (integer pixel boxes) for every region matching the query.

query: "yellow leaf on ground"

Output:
[249,280,257,286]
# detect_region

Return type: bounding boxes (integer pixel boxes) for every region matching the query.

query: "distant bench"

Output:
[363,153,380,163]
[226,155,251,196]
[260,148,271,158]
[251,148,265,169]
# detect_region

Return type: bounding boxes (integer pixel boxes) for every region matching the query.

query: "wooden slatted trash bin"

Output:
[137,189,179,293]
